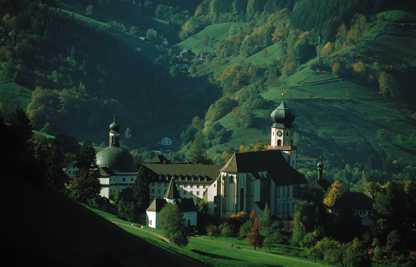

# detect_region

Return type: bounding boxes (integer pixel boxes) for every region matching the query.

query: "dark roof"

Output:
[333,192,372,210]
[149,154,171,164]
[146,198,196,212]
[221,150,306,185]
[271,101,295,127]
[96,146,135,172]
[146,198,167,212]
[143,163,220,181]
[164,178,180,200]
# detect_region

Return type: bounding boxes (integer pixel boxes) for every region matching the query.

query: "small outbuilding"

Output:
[146,178,197,229]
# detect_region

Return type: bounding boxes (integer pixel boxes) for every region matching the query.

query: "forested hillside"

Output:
[1,0,416,182]
[177,0,416,181]
[0,0,218,146]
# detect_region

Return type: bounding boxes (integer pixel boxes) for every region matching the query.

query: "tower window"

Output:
[277,140,282,146]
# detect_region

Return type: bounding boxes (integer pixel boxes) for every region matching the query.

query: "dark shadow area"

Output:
[191,249,242,262]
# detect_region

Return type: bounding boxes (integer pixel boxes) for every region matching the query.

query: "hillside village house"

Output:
[95,101,307,227]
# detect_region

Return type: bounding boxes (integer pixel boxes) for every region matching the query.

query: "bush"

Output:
[310,237,343,264]
[206,224,219,237]
[220,223,233,237]
[343,238,370,267]
[239,221,252,239]
[263,231,285,251]
[160,204,188,246]
[301,230,321,248]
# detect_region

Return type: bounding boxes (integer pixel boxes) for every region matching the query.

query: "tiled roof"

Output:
[146,198,197,212]
[146,198,167,212]
[221,150,306,185]
[143,163,220,182]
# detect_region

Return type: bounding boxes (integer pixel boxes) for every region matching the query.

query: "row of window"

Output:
[150,189,203,197]
[150,183,207,190]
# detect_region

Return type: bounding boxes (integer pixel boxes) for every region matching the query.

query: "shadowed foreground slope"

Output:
[5,180,205,267]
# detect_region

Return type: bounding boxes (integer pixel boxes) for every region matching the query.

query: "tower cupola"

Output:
[109,117,120,147]
[269,101,297,167]
[270,101,295,128]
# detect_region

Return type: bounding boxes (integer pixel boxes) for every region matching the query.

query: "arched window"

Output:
[277,140,282,146]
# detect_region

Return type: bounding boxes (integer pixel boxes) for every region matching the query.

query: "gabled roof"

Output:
[146,198,167,212]
[164,178,180,200]
[146,198,196,213]
[221,150,306,185]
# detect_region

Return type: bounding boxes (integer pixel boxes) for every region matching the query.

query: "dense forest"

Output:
[0,0,219,145]
[1,0,416,174]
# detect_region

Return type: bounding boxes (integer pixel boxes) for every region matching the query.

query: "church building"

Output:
[96,101,307,220]
[205,101,307,218]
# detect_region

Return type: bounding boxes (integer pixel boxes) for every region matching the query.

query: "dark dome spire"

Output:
[271,101,295,127]
[109,116,120,132]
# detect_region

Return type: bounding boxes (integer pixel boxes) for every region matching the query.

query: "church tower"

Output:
[109,117,120,147]
[270,101,297,167]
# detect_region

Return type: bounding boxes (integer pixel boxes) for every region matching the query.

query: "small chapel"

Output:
[146,178,197,229]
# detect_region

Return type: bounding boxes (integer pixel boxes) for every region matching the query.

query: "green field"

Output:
[92,208,328,267]
[179,23,246,54]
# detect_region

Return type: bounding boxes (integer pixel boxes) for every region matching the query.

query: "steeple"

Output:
[270,101,295,128]
[108,116,120,147]
[269,100,297,167]
[164,178,180,203]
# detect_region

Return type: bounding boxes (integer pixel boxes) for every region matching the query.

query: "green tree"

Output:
[160,204,188,246]
[248,217,262,249]
[260,205,272,236]
[186,132,210,163]
[385,230,402,257]
[116,166,152,222]
[76,141,96,179]
[117,187,138,221]
[32,136,67,191]
[67,173,100,203]
[239,220,252,238]
[343,238,370,267]
[263,230,285,251]
[220,223,233,237]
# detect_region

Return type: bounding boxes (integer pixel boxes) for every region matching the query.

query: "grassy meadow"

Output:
[92,208,329,267]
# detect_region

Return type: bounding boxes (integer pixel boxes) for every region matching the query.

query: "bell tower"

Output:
[270,101,296,167]
[109,116,120,147]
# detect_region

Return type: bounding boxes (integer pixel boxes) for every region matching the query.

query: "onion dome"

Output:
[96,146,135,172]
[109,118,120,132]
[270,101,295,127]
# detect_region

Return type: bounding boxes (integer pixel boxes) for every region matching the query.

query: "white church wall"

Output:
[206,179,218,214]
[146,211,158,228]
